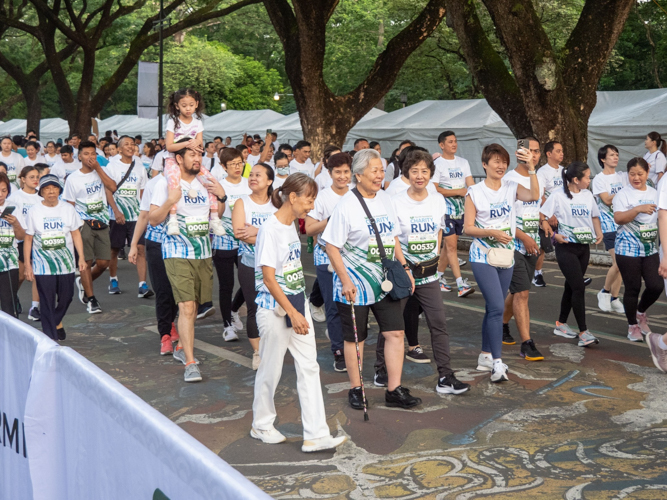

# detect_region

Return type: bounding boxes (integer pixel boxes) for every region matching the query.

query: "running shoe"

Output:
[476,353,493,371]
[160,335,173,355]
[87,297,102,314]
[166,215,179,236]
[348,387,368,410]
[436,374,471,395]
[502,324,516,345]
[406,346,430,364]
[520,339,544,361]
[138,283,154,298]
[554,321,578,339]
[490,362,509,383]
[184,363,202,383]
[611,299,625,314]
[457,279,475,298]
[325,328,330,340]
[231,311,243,330]
[597,290,612,312]
[374,367,388,387]
[209,217,225,236]
[646,333,667,373]
[578,331,599,347]
[250,426,286,444]
[385,386,422,408]
[583,277,592,287]
[627,324,643,342]
[173,347,199,365]
[252,350,261,371]
[28,306,40,321]
[309,301,326,323]
[532,274,546,287]
[222,325,239,342]
[440,279,452,292]
[118,247,127,260]
[170,323,179,342]
[302,435,347,453]
[637,312,652,335]
[333,350,347,372]
[458,257,467,267]
[108,278,121,294]
[196,303,215,319]
[76,276,87,304]
[57,327,66,341]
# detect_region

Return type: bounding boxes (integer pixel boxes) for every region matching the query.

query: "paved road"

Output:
[17,244,667,499]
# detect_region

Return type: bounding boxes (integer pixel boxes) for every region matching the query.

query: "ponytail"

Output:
[255,162,275,198]
[648,131,667,156]
[562,161,589,200]
[270,172,318,209]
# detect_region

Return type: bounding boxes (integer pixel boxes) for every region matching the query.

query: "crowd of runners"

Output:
[1,87,667,453]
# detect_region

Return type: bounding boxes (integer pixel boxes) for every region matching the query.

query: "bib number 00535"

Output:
[283,260,305,290]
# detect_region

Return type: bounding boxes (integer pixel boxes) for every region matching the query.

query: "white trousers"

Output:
[252,305,330,440]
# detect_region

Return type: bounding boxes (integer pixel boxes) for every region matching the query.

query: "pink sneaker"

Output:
[627,324,643,342]
[160,335,173,356]
[646,333,667,373]
[637,312,652,335]
[170,323,179,342]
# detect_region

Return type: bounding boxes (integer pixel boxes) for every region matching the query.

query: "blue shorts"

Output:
[444,216,464,237]
[603,232,616,252]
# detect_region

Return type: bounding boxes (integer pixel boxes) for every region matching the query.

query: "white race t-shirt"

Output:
[536,164,564,199]
[211,177,251,251]
[254,214,305,310]
[644,151,667,186]
[62,169,109,224]
[24,155,46,167]
[504,170,543,255]
[0,200,25,272]
[385,176,437,197]
[141,175,164,244]
[308,187,345,266]
[247,154,261,167]
[289,158,315,178]
[467,179,519,264]
[315,168,333,192]
[151,150,169,172]
[1,152,26,187]
[591,171,628,233]
[320,189,400,306]
[166,117,204,143]
[433,156,472,218]
[540,187,600,244]
[237,195,278,267]
[8,189,42,221]
[273,176,287,190]
[106,158,148,222]
[51,160,82,184]
[392,189,447,286]
[613,184,658,257]
[44,153,61,168]
[24,201,82,275]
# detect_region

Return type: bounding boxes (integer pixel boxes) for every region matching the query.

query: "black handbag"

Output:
[352,188,411,300]
[408,255,439,280]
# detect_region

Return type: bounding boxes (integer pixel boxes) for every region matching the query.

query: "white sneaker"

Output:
[210,217,225,236]
[310,301,326,322]
[166,215,179,236]
[597,290,612,312]
[252,350,261,371]
[250,426,286,444]
[302,434,347,453]
[490,362,509,383]
[611,299,625,314]
[476,353,493,372]
[231,311,243,330]
[554,322,578,339]
[458,258,467,267]
[222,326,239,342]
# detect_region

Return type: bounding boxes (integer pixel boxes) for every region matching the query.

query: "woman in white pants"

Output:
[251,173,346,453]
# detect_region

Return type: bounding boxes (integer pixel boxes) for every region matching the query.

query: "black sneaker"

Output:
[118,247,127,260]
[57,327,66,341]
[532,274,546,287]
[406,346,430,364]
[520,339,544,361]
[28,306,41,321]
[436,373,471,395]
[333,350,347,372]
[385,386,422,408]
[196,303,215,320]
[583,276,592,287]
[502,324,516,345]
[374,367,388,387]
[348,387,368,410]
[87,297,102,314]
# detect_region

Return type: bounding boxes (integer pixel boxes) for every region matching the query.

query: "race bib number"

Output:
[573,227,594,244]
[639,223,658,243]
[368,236,395,262]
[0,229,14,249]
[488,225,512,240]
[42,231,66,251]
[283,260,305,290]
[7,172,16,182]
[185,217,209,238]
[86,198,105,215]
[117,184,137,198]
[522,213,539,234]
[228,196,241,211]
[408,233,437,255]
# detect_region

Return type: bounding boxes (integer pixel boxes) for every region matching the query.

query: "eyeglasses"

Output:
[227,161,244,168]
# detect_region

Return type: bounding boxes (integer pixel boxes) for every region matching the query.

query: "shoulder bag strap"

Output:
[114,160,136,193]
[352,187,387,260]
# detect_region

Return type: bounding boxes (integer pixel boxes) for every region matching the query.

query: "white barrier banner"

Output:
[24,340,270,499]
[0,312,56,500]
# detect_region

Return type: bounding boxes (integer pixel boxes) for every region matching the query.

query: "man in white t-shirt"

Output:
[534,140,564,287]
[289,140,314,177]
[204,141,221,171]
[247,140,261,166]
[50,145,82,184]
[353,138,369,151]
[68,134,81,160]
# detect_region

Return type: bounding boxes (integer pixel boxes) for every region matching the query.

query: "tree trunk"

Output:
[24,90,42,136]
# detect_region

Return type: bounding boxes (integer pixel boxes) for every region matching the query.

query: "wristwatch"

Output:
[216,194,228,203]
[402,264,411,271]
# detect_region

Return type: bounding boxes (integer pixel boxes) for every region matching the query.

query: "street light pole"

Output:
[157,0,164,138]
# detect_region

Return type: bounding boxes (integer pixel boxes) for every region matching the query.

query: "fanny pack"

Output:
[485,247,514,268]
[407,255,439,280]
[85,219,108,230]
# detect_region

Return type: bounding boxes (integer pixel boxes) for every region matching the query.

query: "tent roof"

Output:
[203,109,285,141]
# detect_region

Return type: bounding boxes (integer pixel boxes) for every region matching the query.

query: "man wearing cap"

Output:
[23,174,87,341]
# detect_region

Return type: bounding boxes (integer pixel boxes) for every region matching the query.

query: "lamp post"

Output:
[273,92,294,100]
[153,0,170,138]
[400,92,407,108]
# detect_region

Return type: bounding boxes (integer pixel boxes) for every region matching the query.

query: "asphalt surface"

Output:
[17,243,667,499]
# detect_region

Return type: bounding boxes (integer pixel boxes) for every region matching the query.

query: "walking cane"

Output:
[350,303,369,421]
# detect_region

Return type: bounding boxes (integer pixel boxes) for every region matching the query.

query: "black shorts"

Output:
[510,250,538,294]
[109,220,145,249]
[603,232,616,251]
[444,216,464,237]
[538,227,554,253]
[17,241,24,263]
[336,295,407,342]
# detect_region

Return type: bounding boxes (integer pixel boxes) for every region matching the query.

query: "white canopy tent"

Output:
[203,109,285,143]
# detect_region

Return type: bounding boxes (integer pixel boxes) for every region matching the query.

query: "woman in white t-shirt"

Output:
[540,161,603,348]
[251,173,346,453]
[232,162,277,367]
[592,144,627,314]
[394,150,471,395]
[44,141,60,168]
[305,152,351,377]
[24,141,46,167]
[643,131,667,186]
[141,142,156,175]
[613,157,662,342]
[464,144,539,383]
[1,136,25,188]
[0,172,26,317]
[272,151,290,190]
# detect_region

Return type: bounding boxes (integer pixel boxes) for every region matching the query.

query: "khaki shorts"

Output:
[80,222,111,262]
[165,257,213,304]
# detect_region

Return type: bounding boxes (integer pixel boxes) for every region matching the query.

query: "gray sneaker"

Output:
[184,363,202,383]
[578,331,599,347]
[646,333,667,373]
[554,322,578,339]
[173,348,199,365]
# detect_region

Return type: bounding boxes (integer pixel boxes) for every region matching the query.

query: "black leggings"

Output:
[616,253,664,324]
[0,269,19,317]
[146,240,178,338]
[237,262,259,339]
[555,243,589,332]
[213,249,239,328]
